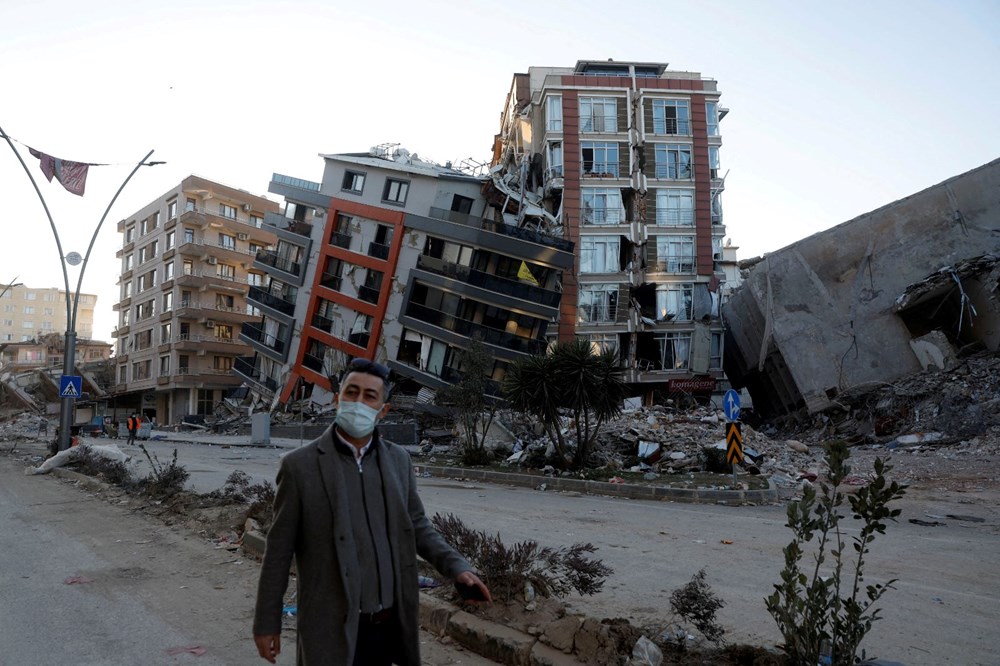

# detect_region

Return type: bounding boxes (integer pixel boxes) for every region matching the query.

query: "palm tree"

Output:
[503,339,626,470]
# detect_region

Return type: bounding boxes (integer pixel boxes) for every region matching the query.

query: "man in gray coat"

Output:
[253,358,490,665]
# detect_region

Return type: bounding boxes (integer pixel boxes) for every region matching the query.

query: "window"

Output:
[23,306,34,314]
[359,269,383,304]
[342,170,366,193]
[155,355,169,375]
[709,146,721,180]
[213,356,233,371]
[160,322,172,344]
[250,214,263,228]
[118,365,127,383]
[125,226,135,243]
[654,144,692,179]
[450,195,474,215]
[585,334,619,355]
[2,305,12,312]
[183,260,194,275]
[2,319,10,326]
[349,313,372,348]
[581,188,624,225]
[184,228,194,244]
[578,284,618,323]
[547,141,563,178]
[179,355,190,372]
[124,254,133,271]
[168,200,177,219]
[138,241,157,264]
[217,263,235,279]
[581,97,618,133]
[706,102,720,137]
[655,189,694,226]
[652,99,690,135]
[655,236,696,273]
[220,203,237,219]
[382,178,409,204]
[134,329,153,351]
[22,320,34,328]
[656,283,693,321]
[580,236,621,273]
[196,389,213,416]
[164,261,174,280]
[162,292,173,312]
[581,142,619,177]
[25,292,36,300]
[215,294,234,310]
[329,213,352,249]
[185,198,196,212]
[216,324,233,340]
[711,193,723,225]
[546,95,562,131]
[247,272,265,287]
[710,332,723,369]
[658,331,692,370]
[219,233,236,250]
[165,231,175,250]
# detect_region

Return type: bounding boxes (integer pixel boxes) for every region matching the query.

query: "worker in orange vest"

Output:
[126,413,139,445]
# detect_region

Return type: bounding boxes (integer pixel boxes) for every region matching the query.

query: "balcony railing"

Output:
[347,332,370,348]
[427,207,573,253]
[255,250,302,277]
[405,302,546,355]
[652,118,691,135]
[652,256,697,274]
[358,285,380,304]
[653,163,693,180]
[271,173,321,191]
[577,302,618,324]
[368,241,390,260]
[247,285,296,316]
[416,255,560,308]
[302,352,325,373]
[583,208,624,225]
[329,231,352,249]
[320,272,342,291]
[582,162,620,178]
[655,210,695,226]
[581,116,618,133]
[241,322,286,354]
[311,312,334,334]
[234,356,278,392]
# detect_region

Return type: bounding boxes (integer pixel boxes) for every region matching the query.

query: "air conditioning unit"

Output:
[237,233,248,241]
[205,320,216,328]
[207,256,218,265]
[243,203,253,212]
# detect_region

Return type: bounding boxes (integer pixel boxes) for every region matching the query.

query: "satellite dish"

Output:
[65,252,83,266]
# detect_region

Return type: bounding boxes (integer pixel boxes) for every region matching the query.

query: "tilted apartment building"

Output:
[491,60,729,394]
[112,176,279,422]
[237,145,575,408]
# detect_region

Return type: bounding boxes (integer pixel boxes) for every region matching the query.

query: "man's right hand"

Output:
[254,634,281,663]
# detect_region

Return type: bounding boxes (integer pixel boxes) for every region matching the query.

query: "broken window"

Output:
[578,284,619,323]
[581,142,619,177]
[652,99,690,135]
[450,195,474,215]
[654,236,696,273]
[581,188,624,225]
[581,97,618,133]
[656,283,693,321]
[655,189,694,226]
[654,144,692,179]
[580,235,621,273]
[657,331,691,370]
[546,95,562,132]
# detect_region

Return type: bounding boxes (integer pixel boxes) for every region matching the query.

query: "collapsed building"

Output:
[724,157,1000,418]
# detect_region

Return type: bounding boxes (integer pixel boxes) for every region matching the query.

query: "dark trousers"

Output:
[127,430,136,445]
[353,613,402,666]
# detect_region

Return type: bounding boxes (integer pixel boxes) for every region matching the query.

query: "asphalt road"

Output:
[12,434,1000,665]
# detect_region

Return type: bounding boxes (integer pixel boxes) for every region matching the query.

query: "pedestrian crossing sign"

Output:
[59,375,83,400]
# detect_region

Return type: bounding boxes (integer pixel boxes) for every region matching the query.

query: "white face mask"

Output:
[335,400,381,438]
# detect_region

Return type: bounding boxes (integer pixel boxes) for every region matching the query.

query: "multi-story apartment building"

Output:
[0,284,97,342]
[237,146,574,407]
[491,60,729,394]
[112,176,279,422]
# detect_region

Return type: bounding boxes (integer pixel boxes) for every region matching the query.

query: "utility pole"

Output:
[1,124,161,450]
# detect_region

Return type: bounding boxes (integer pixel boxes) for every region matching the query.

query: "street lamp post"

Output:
[1,124,159,451]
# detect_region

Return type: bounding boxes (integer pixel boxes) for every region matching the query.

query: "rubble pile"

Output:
[0,411,51,443]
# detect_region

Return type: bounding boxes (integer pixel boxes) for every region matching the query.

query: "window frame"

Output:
[580,97,618,133]
[382,178,410,205]
[342,170,366,194]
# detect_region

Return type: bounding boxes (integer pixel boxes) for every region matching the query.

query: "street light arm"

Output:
[70,149,156,333]
[0,124,73,325]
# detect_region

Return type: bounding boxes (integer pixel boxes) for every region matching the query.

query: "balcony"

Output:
[651,256,697,274]
[416,255,560,308]
[583,208,625,226]
[255,250,302,278]
[582,162,620,178]
[247,285,296,317]
[240,321,286,355]
[320,272,342,291]
[234,356,278,393]
[329,231,352,250]
[302,352,324,373]
[405,302,546,355]
[358,285,380,305]
[654,210,695,226]
[652,118,691,135]
[311,312,334,334]
[653,163,693,180]
[427,207,573,253]
[367,241,390,260]
[577,302,619,325]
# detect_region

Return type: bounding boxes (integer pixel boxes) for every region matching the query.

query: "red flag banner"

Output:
[28,147,90,196]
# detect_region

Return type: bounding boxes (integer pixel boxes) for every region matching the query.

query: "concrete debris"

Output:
[25,441,130,475]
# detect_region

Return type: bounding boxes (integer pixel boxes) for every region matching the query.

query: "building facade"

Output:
[491,60,729,395]
[112,176,279,423]
[238,146,574,407]
[0,284,96,342]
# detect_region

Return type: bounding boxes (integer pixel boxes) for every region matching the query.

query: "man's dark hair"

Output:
[340,358,393,400]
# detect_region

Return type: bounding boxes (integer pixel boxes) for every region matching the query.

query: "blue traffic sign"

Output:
[723,388,741,421]
[59,375,83,400]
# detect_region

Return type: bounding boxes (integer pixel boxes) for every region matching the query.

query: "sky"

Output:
[2,0,999,344]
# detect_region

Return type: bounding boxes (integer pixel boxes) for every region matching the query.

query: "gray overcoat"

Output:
[253,426,472,665]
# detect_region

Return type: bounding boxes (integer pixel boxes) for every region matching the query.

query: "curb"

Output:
[414,464,777,505]
[50,467,111,492]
